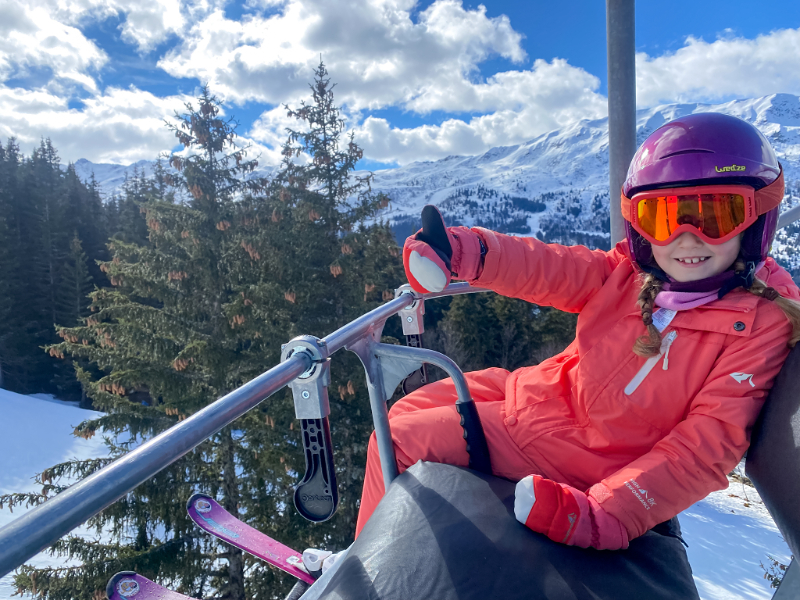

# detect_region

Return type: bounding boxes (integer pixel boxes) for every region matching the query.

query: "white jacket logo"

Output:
[730,372,755,387]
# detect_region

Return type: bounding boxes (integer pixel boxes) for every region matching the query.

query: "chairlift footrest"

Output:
[294,417,338,522]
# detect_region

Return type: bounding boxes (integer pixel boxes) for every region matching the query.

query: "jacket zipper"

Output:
[624,331,678,396]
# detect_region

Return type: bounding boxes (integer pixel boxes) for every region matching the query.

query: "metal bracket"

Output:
[395,285,425,336]
[280,335,331,420]
[395,285,428,393]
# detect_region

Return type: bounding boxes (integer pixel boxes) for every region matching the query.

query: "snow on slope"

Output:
[0,389,107,600]
[681,471,792,600]
[71,158,159,196]
[0,389,791,599]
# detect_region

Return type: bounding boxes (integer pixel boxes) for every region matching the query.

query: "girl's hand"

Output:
[402,205,483,293]
[514,475,630,551]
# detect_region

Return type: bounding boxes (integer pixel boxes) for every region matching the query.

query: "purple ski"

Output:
[186,493,315,584]
[106,572,196,600]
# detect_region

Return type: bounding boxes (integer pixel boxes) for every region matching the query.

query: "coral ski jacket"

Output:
[470,229,800,540]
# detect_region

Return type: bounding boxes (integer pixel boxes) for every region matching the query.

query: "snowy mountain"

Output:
[73,93,800,271]
[366,94,800,271]
[71,158,160,194]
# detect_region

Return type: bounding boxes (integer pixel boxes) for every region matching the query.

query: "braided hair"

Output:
[632,274,666,357]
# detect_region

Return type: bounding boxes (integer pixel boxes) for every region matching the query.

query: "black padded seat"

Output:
[313,462,699,599]
[746,343,800,596]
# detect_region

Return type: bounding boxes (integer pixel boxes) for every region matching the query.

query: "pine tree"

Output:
[0,140,17,389]
[0,138,112,397]
[226,61,403,583]
[0,139,66,393]
[8,74,402,600]
[112,169,153,246]
[62,166,109,284]
[433,293,579,372]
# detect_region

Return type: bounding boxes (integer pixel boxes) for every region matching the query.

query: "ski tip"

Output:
[106,571,138,600]
[186,492,214,513]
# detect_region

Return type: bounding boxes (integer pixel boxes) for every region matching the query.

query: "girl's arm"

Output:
[471,229,628,313]
[586,311,793,540]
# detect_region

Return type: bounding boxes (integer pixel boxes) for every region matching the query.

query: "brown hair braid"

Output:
[733,260,800,348]
[633,274,666,357]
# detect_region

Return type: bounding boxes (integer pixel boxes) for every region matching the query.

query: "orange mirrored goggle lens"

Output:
[635,193,747,242]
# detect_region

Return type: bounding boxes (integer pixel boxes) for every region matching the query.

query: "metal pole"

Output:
[422,282,489,300]
[362,351,399,489]
[606,0,637,246]
[323,284,488,355]
[778,204,800,230]
[0,354,311,579]
[324,294,413,354]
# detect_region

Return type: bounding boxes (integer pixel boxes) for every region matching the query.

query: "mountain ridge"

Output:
[72,93,800,274]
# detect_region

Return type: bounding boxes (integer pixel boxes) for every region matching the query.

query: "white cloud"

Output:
[158,0,528,110]
[636,28,800,107]
[0,0,107,91]
[246,57,606,165]
[0,86,189,163]
[167,0,608,165]
[115,0,187,52]
[11,0,800,170]
[12,0,206,55]
[247,105,301,163]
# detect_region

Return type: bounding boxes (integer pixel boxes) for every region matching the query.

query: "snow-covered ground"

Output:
[0,389,107,599]
[682,472,791,599]
[0,389,791,599]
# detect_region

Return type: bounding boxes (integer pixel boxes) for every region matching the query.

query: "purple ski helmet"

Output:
[621,112,784,274]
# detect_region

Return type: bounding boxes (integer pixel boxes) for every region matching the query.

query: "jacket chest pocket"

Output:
[615,329,719,433]
[624,331,678,396]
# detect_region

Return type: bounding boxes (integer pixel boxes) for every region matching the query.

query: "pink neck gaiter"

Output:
[655,290,720,311]
[654,261,765,311]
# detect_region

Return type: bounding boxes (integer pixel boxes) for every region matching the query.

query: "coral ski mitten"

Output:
[514,475,629,551]
[402,205,484,293]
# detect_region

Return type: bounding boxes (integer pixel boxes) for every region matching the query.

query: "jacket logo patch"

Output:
[625,479,657,510]
[730,372,755,387]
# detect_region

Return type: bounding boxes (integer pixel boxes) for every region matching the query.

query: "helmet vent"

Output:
[658,148,713,159]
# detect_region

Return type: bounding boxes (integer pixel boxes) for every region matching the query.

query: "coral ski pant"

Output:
[356,368,542,537]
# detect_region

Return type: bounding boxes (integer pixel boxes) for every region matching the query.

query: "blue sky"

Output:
[2,0,800,167]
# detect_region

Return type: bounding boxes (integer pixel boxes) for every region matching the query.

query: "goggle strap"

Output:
[754,167,784,214]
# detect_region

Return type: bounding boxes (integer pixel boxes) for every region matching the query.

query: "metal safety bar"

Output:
[345,306,493,490]
[0,282,487,578]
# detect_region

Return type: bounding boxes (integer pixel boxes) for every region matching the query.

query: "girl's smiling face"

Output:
[651,232,742,282]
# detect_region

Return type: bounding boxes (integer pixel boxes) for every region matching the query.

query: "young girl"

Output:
[355,112,800,550]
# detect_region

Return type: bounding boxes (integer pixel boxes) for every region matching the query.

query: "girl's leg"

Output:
[355,368,535,536]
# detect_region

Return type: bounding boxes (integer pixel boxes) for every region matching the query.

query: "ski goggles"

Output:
[623,184,757,246]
